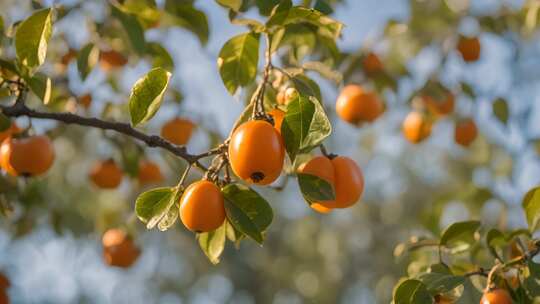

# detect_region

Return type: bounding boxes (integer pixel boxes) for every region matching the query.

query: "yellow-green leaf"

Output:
[129,67,171,126]
[15,8,53,69]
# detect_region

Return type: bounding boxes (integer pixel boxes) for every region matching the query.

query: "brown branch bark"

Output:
[0,102,210,170]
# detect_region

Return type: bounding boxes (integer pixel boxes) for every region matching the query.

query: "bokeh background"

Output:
[1,0,540,303]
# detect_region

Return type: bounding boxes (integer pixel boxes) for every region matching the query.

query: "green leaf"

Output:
[24,73,51,104]
[146,42,174,70]
[418,272,465,295]
[218,32,260,94]
[493,98,509,125]
[291,74,322,102]
[157,201,179,231]
[314,0,333,15]
[118,0,160,27]
[225,220,244,247]
[267,5,343,39]
[439,220,481,248]
[129,67,171,126]
[393,279,432,304]
[297,173,335,204]
[216,0,242,11]
[486,228,505,260]
[0,113,10,132]
[455,279,482,304]
[77,43,99,81]
[15,8,53,69]
[164,0,209,45]
[135,187,176,229]
[197,222,226,265]
[529,260,540,279]
[222,183,273,244]
[281,95,331,161]
[523,186,540,232]
[111,4,146,54]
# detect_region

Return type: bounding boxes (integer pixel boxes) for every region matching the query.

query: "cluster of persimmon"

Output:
[0,272,9,304]
[401,92,478,147]
[0,124,55,177]
[101,228,140,268]
[59,48,128,73]
[178,88,366,233]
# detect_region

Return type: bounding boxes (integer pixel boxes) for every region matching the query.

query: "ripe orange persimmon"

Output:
[137,160,164,185]
[455,118,478,147]
[362,52,383,74]
[160,118,195,146]
[102,228,140,268]
[0,123,20,143]
[299,155,364,209]
[457,36,481,62]
[0,289,7,304]
[423,93,455,116]
[78,94,92,109]
[0,136,55,176]
[0,272,9,290]
[268,108,285,134]
[336,85,384,125]
[402,111,432,144]
[480,289,512,304]
[229,120,285,185]
[179,180,225,232]
[99,50,128,71]
[89,159,123,189]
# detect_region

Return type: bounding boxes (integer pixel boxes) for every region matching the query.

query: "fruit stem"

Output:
[319,144,337,159]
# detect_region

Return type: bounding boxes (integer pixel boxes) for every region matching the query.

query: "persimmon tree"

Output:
[0,0,540,303]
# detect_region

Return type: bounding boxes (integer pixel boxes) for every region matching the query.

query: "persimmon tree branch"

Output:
[0,101,213,170]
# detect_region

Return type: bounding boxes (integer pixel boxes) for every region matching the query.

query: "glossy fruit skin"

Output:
[89,159,123,189]
[336,85,384,125]
[0,136,55,176]
[423,93,455,116]
[299,156,364,209]
[229,120,285,185]
[480,289,512,304]
[455,119,478,147]
[457,36,481,62]
[137,160,164,185]
[402,111,432,144]
[268,109,285,134]
[102,229,140,268]
[362,52,383,74]
[160,118,195,146]
[179,180,225,232]
[99,50,128,71]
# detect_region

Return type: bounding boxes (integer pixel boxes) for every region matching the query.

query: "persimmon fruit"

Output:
[137,160,164,185]
[457,36,481,62]
[423,93,455,116]
[299,155,364,209]
[362,52,383,74]
[0,289,7,304]
[78,94,92,109]
[402,111,432,144]
[480,289,512,304]
[99,50,128,71]
[160,118,195,146]
[0,273,9,290]
[89,159,123,189]
[0,135,55,176]
[179,180,225,232]
[455,118,478,147]
[268,108,285,134]
[0,123,20,143]
[102,228,140,268]
[229,120,285,185]
[336,84,384,125]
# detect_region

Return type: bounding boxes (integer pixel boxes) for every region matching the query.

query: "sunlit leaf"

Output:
[197,222,226,265]
[218,32,260,94]
[77,43,99,80]
[418,272,465,295]
[24,72,51,104]
[135,187,176,229]
[440,220,480,248]
[111,4,146,54]
[493,98,509,125]
[15,8,53,69]
[129,67,171,126]
[216,0,242,11]
[523,186,540,232]
[393,279,432,304]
